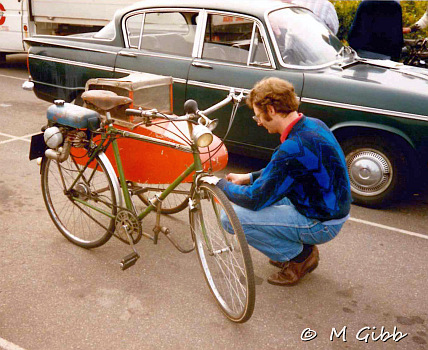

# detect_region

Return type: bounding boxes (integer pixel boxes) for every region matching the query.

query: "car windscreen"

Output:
[268,7,342,67]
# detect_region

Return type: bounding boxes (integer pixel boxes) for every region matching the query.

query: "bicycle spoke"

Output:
[42,154,116,248]
[135,182,191,214]
[191,183,254,322]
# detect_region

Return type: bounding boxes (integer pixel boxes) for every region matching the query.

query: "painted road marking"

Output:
[0,337,27,350]
[0,73,27,81]
[349,217,427,240]
[0,132,38,144]
[1,131,426,241]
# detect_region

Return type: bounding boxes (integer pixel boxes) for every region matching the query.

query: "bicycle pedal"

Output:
[119,252,140,271]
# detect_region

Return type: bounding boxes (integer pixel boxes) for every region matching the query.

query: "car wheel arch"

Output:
[332,125,419,207]
[331,122,415,150]
[332,123,419,179]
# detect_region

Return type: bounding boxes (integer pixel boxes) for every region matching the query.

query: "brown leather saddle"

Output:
[81,90,132,111]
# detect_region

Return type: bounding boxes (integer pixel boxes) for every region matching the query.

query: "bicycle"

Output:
[30,89,255,323]
[402,38,428,68]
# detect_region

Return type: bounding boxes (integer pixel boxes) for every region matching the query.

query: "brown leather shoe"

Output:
[269,259,287,269]
[267,246,319,286]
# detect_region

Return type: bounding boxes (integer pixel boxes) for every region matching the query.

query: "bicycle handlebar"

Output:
[125,89,246,127]
[125,108,158,118]
[201,94,233,116]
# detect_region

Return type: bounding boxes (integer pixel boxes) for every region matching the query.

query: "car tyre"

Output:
[341,135,410,208]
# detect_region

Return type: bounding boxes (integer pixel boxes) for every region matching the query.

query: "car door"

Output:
[114,9,200,115]
[186,11,304,157]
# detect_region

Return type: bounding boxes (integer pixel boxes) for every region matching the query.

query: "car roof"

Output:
[116,0,292,19]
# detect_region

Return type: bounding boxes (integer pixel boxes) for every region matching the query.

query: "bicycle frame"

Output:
[48,90,238,250]
[69,116,202,220]
[123,132,196,218]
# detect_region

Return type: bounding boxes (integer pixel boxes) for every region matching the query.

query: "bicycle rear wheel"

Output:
[190,183,255,323]
[41,153,117,248]
[136,182,190,214]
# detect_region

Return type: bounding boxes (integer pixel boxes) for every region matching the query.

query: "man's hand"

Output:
[200,175,221,185]
[226,173,251,185]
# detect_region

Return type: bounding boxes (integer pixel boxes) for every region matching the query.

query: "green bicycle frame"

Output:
[105,121,202,221]
[67,91,237,249]
[66,120,203,226]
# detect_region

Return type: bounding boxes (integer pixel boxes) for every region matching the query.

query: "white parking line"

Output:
[0,337,27,350]
[349,217,428,240]
[0,132,39,144]
[2,128,427,241]
[0,73,27,81]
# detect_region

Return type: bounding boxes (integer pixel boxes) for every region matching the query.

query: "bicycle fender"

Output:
[98,152,123,209]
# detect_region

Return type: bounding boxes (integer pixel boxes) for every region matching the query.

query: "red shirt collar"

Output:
[280,113,303,143]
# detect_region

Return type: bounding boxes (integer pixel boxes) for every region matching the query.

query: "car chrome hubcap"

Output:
[346,149,392,196]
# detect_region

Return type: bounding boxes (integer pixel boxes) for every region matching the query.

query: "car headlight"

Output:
[192,124,213,148]
[44,127,63,149]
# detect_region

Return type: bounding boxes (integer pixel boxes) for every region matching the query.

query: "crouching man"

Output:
[208,77,352,286]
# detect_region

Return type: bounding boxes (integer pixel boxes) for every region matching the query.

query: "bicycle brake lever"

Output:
[230,89,246,104]
[131,117,152,130]
[131,121,145,130]
[237,90,246,104]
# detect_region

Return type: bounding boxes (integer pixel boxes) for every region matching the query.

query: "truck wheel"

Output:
[0,53,6,65]
[341,136,410,208]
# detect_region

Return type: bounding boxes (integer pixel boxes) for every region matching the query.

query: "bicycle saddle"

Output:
[82,90,133,111]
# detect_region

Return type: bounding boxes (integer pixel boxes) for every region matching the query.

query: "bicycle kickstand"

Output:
[151,195,195,253]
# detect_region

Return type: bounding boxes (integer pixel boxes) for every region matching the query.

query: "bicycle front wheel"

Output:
[190,183,255,323]
[41,153,117,248]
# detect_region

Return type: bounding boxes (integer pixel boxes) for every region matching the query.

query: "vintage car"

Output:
[24,0,428,207]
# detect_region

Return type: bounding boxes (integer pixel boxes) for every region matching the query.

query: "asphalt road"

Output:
[1,54,427,350]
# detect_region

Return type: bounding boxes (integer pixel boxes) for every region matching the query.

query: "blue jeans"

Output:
[221,197,345,262]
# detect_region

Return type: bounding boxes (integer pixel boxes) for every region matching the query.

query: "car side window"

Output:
[125,11,198,57]
[202,14,269,66]
[126,14,144,48]
[249,26,270,67]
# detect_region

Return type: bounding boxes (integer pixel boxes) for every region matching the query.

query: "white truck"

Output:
[0,0,135,62]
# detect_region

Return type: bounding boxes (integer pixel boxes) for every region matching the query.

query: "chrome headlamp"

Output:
[192,124,213,148]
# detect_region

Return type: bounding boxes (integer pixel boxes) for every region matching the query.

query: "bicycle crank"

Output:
[115,209,142,271]
[114,209,142,244]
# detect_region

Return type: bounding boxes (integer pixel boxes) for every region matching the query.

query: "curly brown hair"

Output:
[246,77,300,119]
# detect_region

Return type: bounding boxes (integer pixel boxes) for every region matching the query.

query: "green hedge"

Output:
[331,0,428,42]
